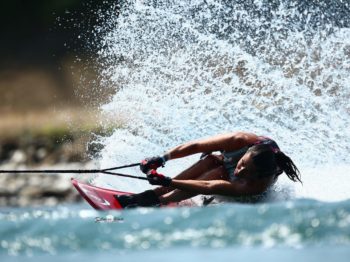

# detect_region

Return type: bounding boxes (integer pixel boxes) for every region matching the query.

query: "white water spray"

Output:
[91,0,350,201]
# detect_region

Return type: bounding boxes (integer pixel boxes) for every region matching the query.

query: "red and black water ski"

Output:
[71,178,195,210]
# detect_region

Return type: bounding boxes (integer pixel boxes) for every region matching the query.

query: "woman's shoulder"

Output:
[231,131,262,145]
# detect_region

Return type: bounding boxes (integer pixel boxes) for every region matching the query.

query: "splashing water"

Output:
[92,0,350,201]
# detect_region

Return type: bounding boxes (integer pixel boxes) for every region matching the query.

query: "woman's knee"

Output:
[199,166,229,180]
[201,154,223,169]
[172,153,223,181]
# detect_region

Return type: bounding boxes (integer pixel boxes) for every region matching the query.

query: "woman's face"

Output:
[234,152,256,179]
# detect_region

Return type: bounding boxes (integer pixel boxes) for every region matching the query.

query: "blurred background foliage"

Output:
[0,0,119,162]
[0,0,118,66]
[0,0,119,112]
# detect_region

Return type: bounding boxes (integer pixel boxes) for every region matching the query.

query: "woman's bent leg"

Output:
[153,154,222,196]
[159,166,228,203]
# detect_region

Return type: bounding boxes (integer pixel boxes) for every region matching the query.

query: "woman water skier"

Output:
[116,131,301,207]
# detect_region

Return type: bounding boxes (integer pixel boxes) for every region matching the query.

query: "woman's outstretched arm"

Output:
[169,179,260,196]
[164,131,259,160]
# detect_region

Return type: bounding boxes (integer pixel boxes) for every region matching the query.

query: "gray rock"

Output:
[10,150,27,165]
[0,169,84,207]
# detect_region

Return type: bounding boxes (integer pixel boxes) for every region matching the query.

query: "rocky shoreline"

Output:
[0,172,81,207]
[0,129,103,208]
[0,162,98,207]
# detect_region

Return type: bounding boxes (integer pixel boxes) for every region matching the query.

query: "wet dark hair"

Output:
[248,144,302,183]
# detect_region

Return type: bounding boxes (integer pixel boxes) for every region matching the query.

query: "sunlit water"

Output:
[1,0,350,260]
[1,200,350,260]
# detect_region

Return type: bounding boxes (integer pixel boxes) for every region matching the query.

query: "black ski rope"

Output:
[0,162,149,180]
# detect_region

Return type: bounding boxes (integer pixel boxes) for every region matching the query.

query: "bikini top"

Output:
[221,136,281,172]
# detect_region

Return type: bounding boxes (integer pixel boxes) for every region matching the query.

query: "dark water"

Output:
[1,199,350,261]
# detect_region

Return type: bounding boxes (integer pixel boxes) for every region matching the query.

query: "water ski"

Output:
[71,178,195,209]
